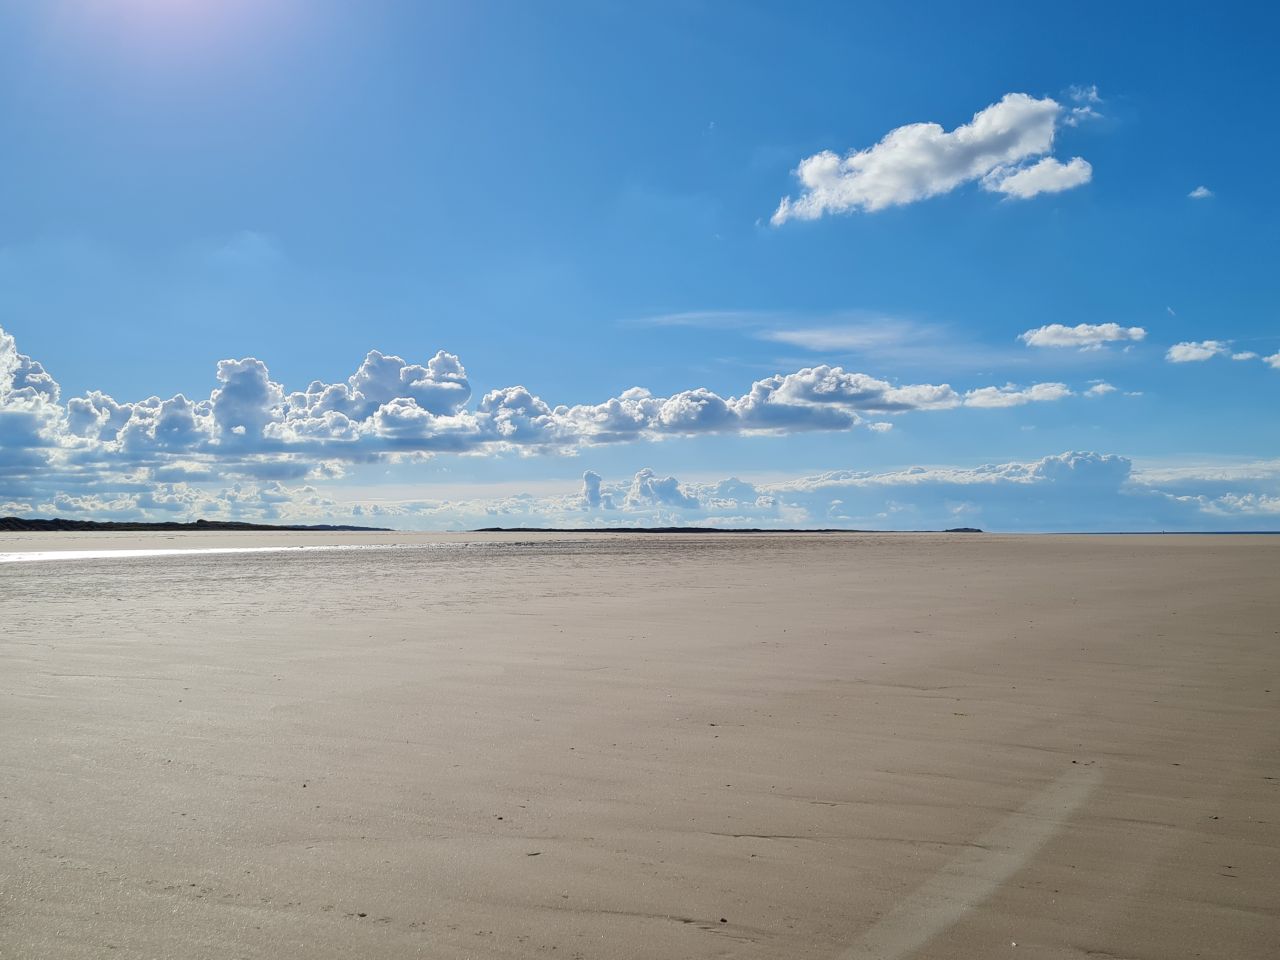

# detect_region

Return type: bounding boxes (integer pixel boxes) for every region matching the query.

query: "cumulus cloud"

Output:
[1019,323,1146,350]
[1165,340,1230,362]
[579,470,608,509]
[1188,186,1214,200]
[1265,352,1280,370]
[624,468,699,510]
[212,357,285,441]
[772,92,1091,223]
[0,327,64,452]
[1085,382,1117,397]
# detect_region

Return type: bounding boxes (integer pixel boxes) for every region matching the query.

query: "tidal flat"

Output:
[1,532,1277,959]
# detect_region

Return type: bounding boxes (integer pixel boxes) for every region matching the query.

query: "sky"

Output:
[1,0,1278,530]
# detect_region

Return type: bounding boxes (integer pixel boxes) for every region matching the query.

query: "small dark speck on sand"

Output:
[527,852,541,857]
[720,918,727,923]
[357,912,367,918]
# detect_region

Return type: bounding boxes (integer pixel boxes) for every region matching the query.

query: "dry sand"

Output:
[1,532,1277,958]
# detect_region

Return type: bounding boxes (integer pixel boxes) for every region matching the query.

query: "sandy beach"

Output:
[1,532,1276,959]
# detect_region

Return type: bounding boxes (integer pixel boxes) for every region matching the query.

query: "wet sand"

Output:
[1,532,1277,958]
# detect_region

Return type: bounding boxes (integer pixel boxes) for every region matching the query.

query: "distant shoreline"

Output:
[6,518,1278,535]
[0,517,391,533]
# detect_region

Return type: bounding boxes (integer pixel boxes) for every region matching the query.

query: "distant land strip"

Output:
[473,526,985,534]
[0,517,391,533]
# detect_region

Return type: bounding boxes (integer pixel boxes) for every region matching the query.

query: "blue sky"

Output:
[1,0,1277,529]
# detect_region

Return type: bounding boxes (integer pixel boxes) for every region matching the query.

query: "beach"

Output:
[1,532,1277,958]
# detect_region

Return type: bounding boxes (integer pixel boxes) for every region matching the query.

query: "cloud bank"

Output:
[1,322,1101,515]
[772,92,1092,224]
[6,324,1272,531]
[11,451,1274,534]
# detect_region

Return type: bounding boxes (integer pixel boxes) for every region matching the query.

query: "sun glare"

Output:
[55,0,302,69]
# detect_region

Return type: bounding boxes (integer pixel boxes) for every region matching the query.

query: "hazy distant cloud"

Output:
[630,309,1008,369]
[11,442,1279,532]
[512,449,1274,532]
[300,453,1275,533]
[1062,107,1101,127]
[204,230,283,268]
[1085,382,1117,397]
[1019,323,1146,350]
[1062,85,1103,127]
[1193,492,1280,516]
[1165,340,1230,362]
[623,309,762,329]
[1231,351,1258,361]
[759,322,919,352]
[1264,352,1280,370]
[772,92,1091,224]
[1188,185,1214,200]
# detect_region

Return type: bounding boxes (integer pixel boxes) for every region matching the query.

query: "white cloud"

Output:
[0,326,64,453]
[1231,351,1258,361]
[212,357,284,442]
[1019,323,1146,350]
[624,468,699,509]
[1085,382,1117,397]
[579,470,608,509]
[983,156,1092,198]
[1263,352,1280,370]
[772,92,1091,223]
[1188,186,1214,200]
[1165,340,1230,363]
[963,382,1073,408]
